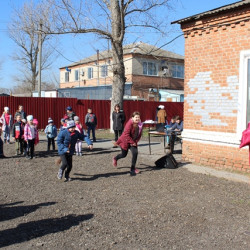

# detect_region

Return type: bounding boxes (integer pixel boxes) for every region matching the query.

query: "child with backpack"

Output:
[45,119,57,152]
[85,108,97,142]
[12,114,25,155]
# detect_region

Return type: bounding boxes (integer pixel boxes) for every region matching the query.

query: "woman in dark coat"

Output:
[112,104,126,142]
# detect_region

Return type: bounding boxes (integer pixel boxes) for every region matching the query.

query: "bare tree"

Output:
[45,0,172,118]
[8,0,57,93]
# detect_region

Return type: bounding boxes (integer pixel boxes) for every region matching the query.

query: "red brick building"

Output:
[172,0,250,171]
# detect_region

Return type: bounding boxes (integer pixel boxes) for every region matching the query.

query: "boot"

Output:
[15,150,19,156]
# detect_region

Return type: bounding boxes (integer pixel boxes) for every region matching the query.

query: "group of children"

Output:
[1,104,175,180]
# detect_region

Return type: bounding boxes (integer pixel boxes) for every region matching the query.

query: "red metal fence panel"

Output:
[0,96,183,129]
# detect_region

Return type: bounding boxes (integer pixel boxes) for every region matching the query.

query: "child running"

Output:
[57,120,93,182]
[112,111,143,176]
[24,115,37,159]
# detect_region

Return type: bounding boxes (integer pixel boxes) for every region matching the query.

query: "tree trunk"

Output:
[110,0,126,131]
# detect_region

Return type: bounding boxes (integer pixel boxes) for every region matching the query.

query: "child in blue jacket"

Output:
[45,119,57,152]
[57,120,93,182]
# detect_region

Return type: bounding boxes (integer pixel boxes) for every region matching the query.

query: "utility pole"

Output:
[97,49,100,85]
[38,20,42,97]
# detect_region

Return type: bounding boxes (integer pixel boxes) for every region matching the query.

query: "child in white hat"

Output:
[1,107,13,144]
[24,115,37,159]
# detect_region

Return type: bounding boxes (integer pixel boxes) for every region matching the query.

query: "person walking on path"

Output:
[24,115,38,159]
[45,119,57,152]
[85,108,97,142]
[1,107,13,144]
[57,120,93,182]
[112,111,143,176]
[112,104,126,143]
[12,115,25,155]
[14,105,27,120]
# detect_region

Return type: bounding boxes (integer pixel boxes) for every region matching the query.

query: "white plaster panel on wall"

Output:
[186,72,239,126]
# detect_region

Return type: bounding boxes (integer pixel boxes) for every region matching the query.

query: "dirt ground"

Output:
[0,133,250,250]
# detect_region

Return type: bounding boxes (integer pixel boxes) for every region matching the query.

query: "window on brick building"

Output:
[143,62,158,76]
[65,72,69,82]
[101,65,108,77]
[88,67,93,79]
[75,70,79,81]
[169,63,184,79]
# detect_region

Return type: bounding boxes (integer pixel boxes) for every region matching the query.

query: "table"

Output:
[148,130,182,155]
[148,131,167,155]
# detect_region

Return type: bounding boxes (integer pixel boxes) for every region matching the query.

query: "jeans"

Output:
[60,153,72,179]
[115,146,138,171]
[3,126,11,142]
[0,137,3,156]
[27,139,35,158]
[114,130,122,141]
[87,125,96,141]
[47,137,55,151]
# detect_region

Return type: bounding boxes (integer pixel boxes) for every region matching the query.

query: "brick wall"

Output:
[180,5,250,171]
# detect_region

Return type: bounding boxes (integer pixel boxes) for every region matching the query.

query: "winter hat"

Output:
[158,105,165,109]
[27,115,33,121]
[66,106,72,111]
[4,107,9,112]
[67,120,75,129]
[74,116,79,121]
[48,119,53,124]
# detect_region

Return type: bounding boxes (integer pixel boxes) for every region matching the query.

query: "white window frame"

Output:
[101,65,108,77]
[143,62,158,76]
[169,63,184,79]
[65,72,69,82]
[237,49,250,139]
[88,67,93,79]
[75,70,79,81]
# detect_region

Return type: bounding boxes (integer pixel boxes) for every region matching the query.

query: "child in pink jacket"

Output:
[24,115,37,159]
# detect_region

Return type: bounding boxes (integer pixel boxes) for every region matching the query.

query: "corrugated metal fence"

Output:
[0,96,183,129]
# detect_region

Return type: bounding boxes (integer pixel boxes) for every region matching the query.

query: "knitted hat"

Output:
[67,120,75,129]
[66,106,72,111]
[74,116,79,121]
[4,107,9,112]
[27,115,33,121]
[33,119,38,125]
[48,119,53,124]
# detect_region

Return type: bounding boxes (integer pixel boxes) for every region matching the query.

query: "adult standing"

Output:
[157,105,167,124]
[14,105,27,120]
[112,104,126,142]
[1,107,13,144]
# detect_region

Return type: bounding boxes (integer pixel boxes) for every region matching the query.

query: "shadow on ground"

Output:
[0,213,94,248]
[0,201,56,222]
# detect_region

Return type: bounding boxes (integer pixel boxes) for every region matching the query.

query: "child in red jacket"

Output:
[112,111,143,176]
